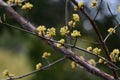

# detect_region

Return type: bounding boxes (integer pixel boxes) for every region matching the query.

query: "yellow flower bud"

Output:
[42,52,51,59]
[88,59,96,66]
[73,14,80,22]
[3,70,9,76]
[71,30,81,37]
[107,28,115,34]
[71,61,77,68]
[86,46,92,51]
[36,63,42,70]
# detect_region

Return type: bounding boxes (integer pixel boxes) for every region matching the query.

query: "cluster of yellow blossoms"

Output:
[21,2,33,10]
[60,13,81,37]
[36,63,42,70]
[36,25,56,38]
[90,0,97,8]
[68,20,76,27]
[98,58,107,64]
[107,28,116,34]
[42,52,51,59]
[118,5,120,13]
[7,0,22,6]
[74,1,84,11]
[87,46,101,55]
[110,49,120,62]
[35,52,51,70]
[88,59,96,66]
[60,26,69,36]
[7,0,33,10]
[3,70,9,76]
[71,30,81,37]
[72,14,80,22]
[74,0,97,11]
[2,70,14,77]
[71,61,78,68]
[56,39,65,48]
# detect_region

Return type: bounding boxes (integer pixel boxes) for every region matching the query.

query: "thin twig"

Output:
[65,0,71,50]
[78,38,100,45]
[3,56,67,80]
[107,3,119,24]
[73,37,77,46]
[104,23,120,42]
[93,0,103,21]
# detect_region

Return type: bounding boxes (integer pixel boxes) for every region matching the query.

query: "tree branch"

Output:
[0,0,118,80]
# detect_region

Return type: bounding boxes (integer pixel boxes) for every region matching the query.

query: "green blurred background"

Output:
[0,0,120,80]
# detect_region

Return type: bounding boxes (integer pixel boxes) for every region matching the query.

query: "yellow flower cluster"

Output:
[7,0,33,10]
[90,0,97,8]
[2,70,14,77]
[22,2,33,10]
[98,58,104,63]
[46,27,56,38]
[71,30,81,37]
[56,39,65,48]
[107,28,116,34]
[71,61,77,68]
[93,47,101,55]
[73,14,80,22]
[37,25,46,36]
[88,59,96,66]
[118,5,120,13]
[36,63,42,70]
[86,46,101,55]
[86,46,92,51]
[68,20,76,27]
[2,70,9,76]
[7,0,22,6]
[74,6,78,11]
[60,26,69,36]
[42,52,51,59]
[110,49,120,62]
[37,25,56,38]
[98,58,107,64]
[78,1,84,8]
[74,1,84,11]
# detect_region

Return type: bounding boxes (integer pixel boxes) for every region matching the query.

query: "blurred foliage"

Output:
[0,0,120,80]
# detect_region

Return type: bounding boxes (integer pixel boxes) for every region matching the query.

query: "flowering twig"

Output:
[2,56,66,80]
[107,3,119,24]
[104,23,120,42]
[0,0,119,80]
[1,21,120,71]
[93,0,103,21]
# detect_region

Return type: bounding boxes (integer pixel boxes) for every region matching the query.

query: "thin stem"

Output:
[78,38,100,45]
[65,0,68,26]
[107,3,119,24]
[73,37,77,46]
[93,0,103,21]
[65,0,71,50]
[0,22,36,36]
[104,23,120,42]
[3,56,66,80]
